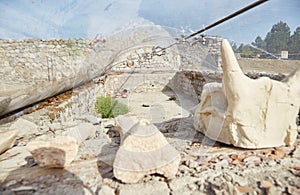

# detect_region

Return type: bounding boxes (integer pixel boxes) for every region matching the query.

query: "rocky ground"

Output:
[0,82,299,194]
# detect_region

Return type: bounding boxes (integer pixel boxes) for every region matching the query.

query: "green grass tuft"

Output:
[95,96,129,118]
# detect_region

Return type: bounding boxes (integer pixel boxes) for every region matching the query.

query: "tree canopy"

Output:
[237,21,300,59]
[265,21,290,54]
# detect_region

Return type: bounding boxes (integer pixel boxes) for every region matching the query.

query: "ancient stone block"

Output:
[27,136,78,168]
[194,39,300,148]
[0,130,17,154]
[113,115,180,183]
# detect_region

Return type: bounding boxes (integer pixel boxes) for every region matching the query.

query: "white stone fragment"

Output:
[0,131,17,154]
[194,39,300,149]
[27,136,78,168]
[113,115,181,183]
[9,118,38,138]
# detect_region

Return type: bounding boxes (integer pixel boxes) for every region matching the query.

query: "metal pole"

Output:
[184,0,269,40]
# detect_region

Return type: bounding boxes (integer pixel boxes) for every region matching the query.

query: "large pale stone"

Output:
[9,118,38,138]
[113,115,180,183]
[194,39,300,149]
[27,136,78,168]
[0,131,17,154]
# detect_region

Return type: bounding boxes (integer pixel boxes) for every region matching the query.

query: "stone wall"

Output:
[0,38,96,85]
[175,36,222,71]
[0,33,221,88]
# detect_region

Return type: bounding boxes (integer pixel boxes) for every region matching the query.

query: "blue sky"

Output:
[0,0,299,44]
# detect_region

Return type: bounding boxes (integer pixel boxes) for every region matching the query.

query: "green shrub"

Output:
[95,96,129,118]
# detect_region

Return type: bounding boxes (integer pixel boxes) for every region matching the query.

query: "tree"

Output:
[289,27,300,59]
[231,42,238,53]
[264,21,291,54]
[239,44,256,58]
[238,44,244,53]
[252,36,265,49]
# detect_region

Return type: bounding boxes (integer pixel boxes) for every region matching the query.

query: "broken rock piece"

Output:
[66,123,97,145]
[27,136,78,168]
[0,130,17,154]
[113,116,180,183]
[194,39,300,149]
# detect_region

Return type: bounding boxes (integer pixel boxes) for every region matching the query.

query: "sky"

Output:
[0,0,299,44]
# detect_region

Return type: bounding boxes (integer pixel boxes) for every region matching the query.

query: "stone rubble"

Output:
[118,180,170,195]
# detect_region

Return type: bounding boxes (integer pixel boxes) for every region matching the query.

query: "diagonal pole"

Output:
[155,0,269,53]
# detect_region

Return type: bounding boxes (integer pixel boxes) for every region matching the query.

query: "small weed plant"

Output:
[95,96,129,118]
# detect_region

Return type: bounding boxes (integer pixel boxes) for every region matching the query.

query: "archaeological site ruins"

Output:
[0,23,299,194]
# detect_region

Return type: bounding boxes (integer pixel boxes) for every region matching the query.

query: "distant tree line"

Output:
[233,21,300,60]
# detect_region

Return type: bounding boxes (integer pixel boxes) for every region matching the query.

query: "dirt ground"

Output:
[238,58,300,74]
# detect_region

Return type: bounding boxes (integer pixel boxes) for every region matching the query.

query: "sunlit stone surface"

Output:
[194,39,300,149]
[113,116,180,183]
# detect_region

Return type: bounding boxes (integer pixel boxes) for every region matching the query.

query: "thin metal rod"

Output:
[184,0,269,40]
